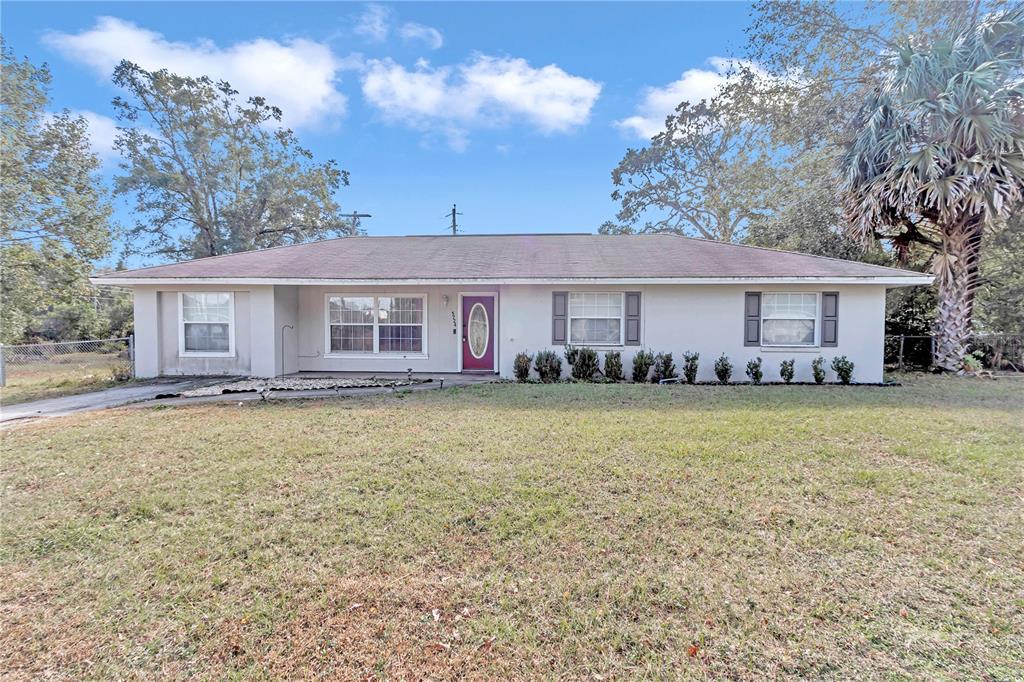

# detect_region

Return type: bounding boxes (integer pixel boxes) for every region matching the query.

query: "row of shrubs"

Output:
[514,347,856,385]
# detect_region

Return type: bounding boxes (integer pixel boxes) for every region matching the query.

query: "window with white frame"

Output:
[180,292,234,355]
[327,295,425,354]
[568,292,624,345]
[762,293,817,346]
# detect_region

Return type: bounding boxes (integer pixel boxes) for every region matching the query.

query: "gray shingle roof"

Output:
[95,233,928,281]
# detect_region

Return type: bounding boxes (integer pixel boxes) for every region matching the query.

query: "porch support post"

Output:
[133,287,160,378]
[249,286,278,378]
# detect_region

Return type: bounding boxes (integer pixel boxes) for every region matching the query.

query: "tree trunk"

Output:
[932,219,983,371]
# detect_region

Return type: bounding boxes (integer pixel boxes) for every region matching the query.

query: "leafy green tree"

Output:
[976,211,1024,334]
[608,99,777,241]
[0,40,113,343]
[111,61,355,260]
[741,1,989,152]
[744,152,893,261]
[839,8,1024,370]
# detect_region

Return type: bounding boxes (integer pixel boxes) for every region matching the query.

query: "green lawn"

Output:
[2,376,1022,679]
[0,352,132,405]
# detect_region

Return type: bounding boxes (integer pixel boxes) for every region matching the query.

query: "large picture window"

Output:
[568,292,623,345]
[327,295,426,355]
[179,292,234,355]
[762,293,817,346]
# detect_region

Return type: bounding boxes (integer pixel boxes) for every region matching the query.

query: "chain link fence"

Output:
[0,337,134,388]
[885,333,1023,372]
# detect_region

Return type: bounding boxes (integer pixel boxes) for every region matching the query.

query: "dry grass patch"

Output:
[0,352,131,405]
[1,376,1022,679]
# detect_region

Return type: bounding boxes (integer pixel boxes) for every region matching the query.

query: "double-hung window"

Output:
[327,295,425,354]
[179,292,234,356]
[568,292,624,345]
[761,293,817,346]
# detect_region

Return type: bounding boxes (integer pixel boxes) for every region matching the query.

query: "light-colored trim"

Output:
[93,275,935,287]
[457,292,498,373]
[567,291,626,346]
[323,292,429,358]
[760,291,819,348]
[177,291,236,358]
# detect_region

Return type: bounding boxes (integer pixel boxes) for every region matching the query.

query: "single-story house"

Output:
[92,233,933,383]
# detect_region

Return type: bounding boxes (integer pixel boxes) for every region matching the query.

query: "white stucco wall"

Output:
[130,282,889,382]
[274,285,300,376]
[131,284,274,377]
[498,283,887,383]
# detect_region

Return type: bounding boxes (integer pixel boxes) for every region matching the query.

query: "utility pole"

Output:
[347,211,372,232]
[446,204,462,235]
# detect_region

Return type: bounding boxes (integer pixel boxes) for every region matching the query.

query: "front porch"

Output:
[133,284,503,378]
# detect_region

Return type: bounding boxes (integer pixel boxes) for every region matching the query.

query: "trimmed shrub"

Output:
[570,346,600,381]
[513,352,532,382]
[632,349,655,383]
[811,356,826,384]
[745,356,763,385]
[714,354,733,384]
[604,351,624,382]
[650,352,678,383]
[564,344,580,368]
[779,358,795,384]
[534,350,562,383]
[682,351,699,384]
[831,355,855,384]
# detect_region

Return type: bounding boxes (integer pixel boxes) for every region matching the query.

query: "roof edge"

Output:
[90,275,935,287]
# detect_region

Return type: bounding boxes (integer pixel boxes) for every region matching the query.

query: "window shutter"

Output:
[552,291,568,345]
[624,291,641,345]
[821,292,839,347]
[744,292,761,346]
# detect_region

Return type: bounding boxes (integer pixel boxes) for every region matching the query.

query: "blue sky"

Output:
[4,1,752,263]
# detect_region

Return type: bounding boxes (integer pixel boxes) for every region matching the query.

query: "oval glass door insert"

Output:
[468,303,489,359]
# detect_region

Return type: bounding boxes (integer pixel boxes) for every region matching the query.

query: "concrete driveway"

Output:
[1,373,491,423]
[0,379,215,423]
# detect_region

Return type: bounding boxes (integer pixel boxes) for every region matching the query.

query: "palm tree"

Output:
[840,8,1024,370]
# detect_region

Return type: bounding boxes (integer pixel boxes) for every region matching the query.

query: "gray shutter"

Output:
[744,292,761,346]
[552,291,568,345]
[821,292,839,347]
[624,291,641,345]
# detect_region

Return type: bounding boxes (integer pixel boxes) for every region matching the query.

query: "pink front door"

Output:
[461,295,495,372]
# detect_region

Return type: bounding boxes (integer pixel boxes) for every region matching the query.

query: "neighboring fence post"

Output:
[128,335,136,379]
[0,344,5,387]
[897,335,905,373]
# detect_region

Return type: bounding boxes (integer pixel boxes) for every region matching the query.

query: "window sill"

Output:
[759,346,820,353]
[179,352,236,358]
[324,353,429,360]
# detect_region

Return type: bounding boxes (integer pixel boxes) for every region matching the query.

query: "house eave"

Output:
[90,275,935,287]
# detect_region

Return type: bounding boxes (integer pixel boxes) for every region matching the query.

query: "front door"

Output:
[461,295,495,372]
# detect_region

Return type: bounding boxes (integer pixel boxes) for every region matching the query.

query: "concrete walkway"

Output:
[0,379,215,423]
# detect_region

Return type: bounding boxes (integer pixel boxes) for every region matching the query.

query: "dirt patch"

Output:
[210,574,507,680]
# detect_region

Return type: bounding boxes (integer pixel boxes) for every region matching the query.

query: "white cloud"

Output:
[615,57,740,139]
[361,54,601,149]
[399,22,444,50]
[43,17,346,130]
[354,4,391,42]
